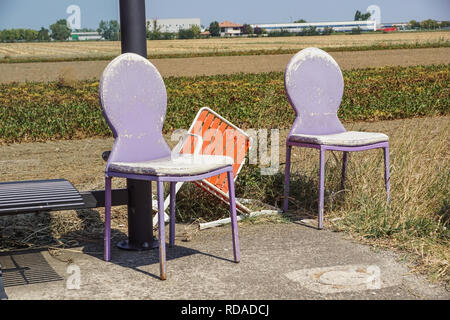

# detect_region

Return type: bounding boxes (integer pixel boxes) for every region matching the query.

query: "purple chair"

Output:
[283,48,390,229]
[99,53,240,280]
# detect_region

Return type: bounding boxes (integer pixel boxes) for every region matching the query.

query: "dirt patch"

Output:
[0,47,449,83]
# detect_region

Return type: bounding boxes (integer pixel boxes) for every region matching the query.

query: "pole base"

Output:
[117,238,159,251]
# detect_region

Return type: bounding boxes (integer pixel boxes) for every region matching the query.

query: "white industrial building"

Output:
[147,18,201,33]
[250,20,377,33]
[70,32,103,41]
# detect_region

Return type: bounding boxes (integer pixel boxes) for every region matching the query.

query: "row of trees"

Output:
[354,9,449,30]
[354,10,372,21]
[97,20,120,40]
[354,10,450,30]
[0,19,120,42]
[266,26,334,37]
[2,16,449,43]
[0,19,70,42]
[146,20,202,40]
[409,19,450,30]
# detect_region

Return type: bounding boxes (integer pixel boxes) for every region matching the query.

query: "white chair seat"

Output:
[289,131,389,147]
[109,154,234,176]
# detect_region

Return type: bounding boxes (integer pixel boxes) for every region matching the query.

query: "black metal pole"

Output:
[117,0,157,251]
[119,0,147,57]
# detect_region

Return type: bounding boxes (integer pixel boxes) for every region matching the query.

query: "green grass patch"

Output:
[0,64,448,144]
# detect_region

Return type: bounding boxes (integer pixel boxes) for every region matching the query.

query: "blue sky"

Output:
[0,0,449,30]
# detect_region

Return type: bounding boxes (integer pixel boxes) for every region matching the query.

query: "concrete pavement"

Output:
[2,221,449,300]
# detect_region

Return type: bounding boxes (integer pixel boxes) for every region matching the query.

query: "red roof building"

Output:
[219,21,243,36]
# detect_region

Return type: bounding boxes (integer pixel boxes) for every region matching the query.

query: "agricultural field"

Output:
[0,47,449,84]
[0,33,449,285]
[0,31,449,62]
[0,64,448,143]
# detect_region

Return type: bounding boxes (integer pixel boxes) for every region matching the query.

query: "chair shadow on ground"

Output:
[1,161,347,281]
[61,208,236,280]
[108,244,236,280]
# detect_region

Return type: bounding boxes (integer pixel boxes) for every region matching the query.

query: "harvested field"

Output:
[0,31,448,61]
[0,47,449,83]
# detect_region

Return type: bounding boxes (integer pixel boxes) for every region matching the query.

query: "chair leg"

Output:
[384,145,391,204]
[283,145,292,212]
[227,170,240,263]
[157,181,167,280]
[104,176,112,262]
[341,151,349,190]
[318,148,326,230]
[169,182,176,247]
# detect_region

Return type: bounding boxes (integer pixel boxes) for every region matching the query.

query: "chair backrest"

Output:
[284,47,346,136]
[181,107,250,194]
[99,53,171,166]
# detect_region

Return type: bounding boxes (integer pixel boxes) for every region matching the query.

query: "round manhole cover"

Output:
[318,270,369,286]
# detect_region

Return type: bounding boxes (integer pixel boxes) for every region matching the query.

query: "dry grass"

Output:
[0,31,448,61]
[326,118,449,283]
[176,116,449,283]
[0,116,448,283]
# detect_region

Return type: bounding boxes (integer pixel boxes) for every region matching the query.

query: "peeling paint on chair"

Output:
[283,48,390,229]
[99,53,241,280]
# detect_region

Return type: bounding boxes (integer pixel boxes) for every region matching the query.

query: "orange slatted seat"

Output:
[181,107,251,213]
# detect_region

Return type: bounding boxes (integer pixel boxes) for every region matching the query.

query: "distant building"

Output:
[219,21,243,37]
[71,32,103,41]
[147,18,201,33]
[381,22,409,31]
[200,30,211,37]
[250,20,377,33]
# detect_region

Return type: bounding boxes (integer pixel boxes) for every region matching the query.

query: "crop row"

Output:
[1,40,449,64]
[0,64,448,143]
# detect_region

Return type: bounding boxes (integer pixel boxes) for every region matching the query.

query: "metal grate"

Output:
[0,251,63,288]
[0,179,84,216]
